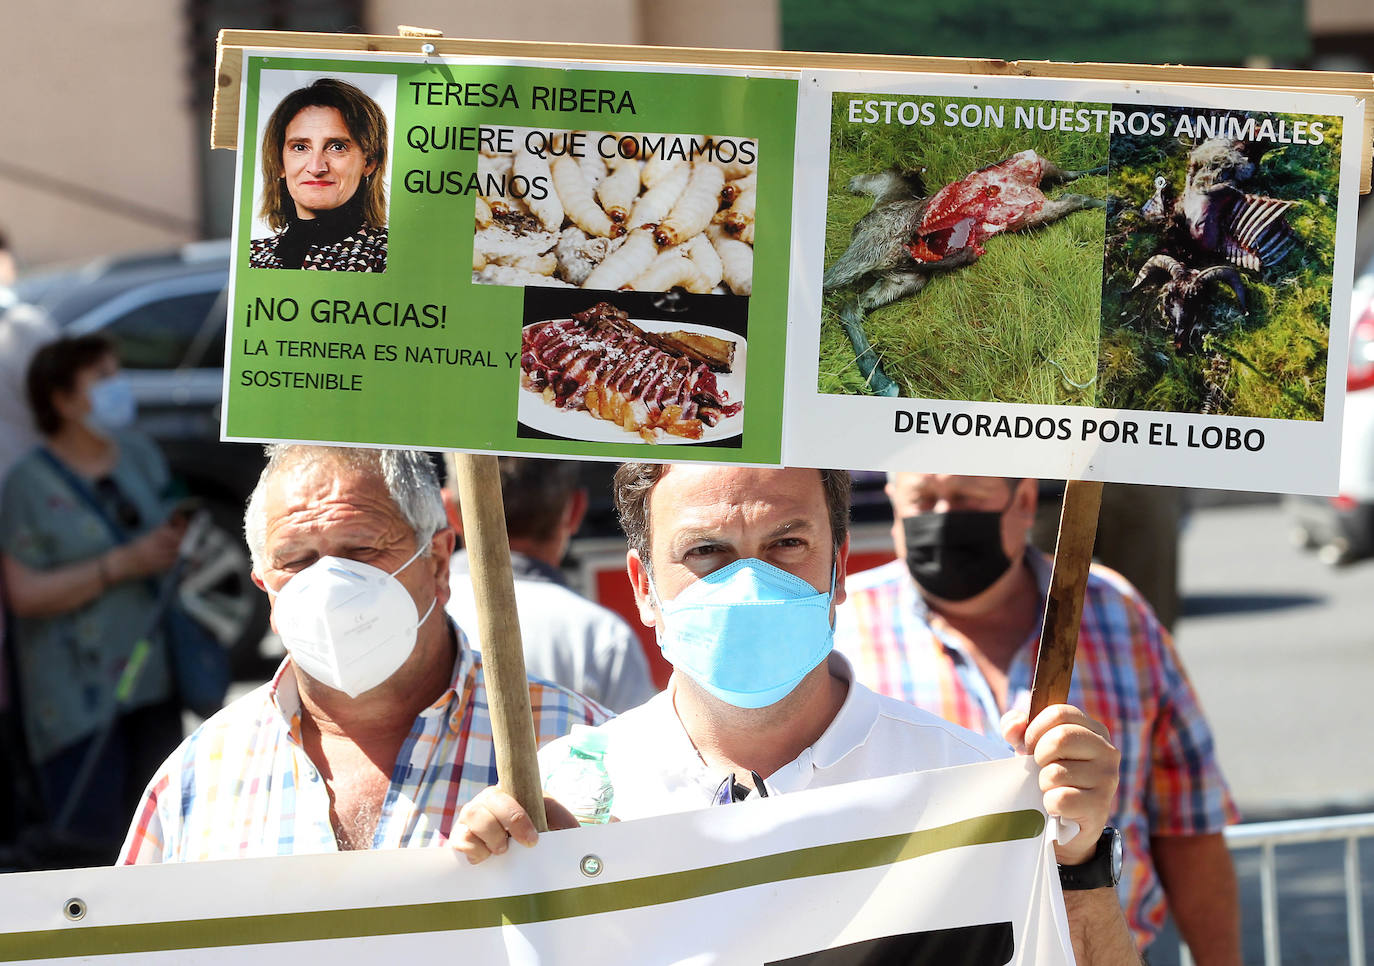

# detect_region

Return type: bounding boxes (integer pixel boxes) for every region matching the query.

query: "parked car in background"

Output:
[11,241,898,682]
[1286,250,1374,565]
[13,242,272,675]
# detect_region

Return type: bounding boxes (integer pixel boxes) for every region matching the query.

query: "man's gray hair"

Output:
[244,445,447,572]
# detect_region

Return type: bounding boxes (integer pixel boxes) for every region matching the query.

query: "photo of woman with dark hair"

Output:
[250,77,389,272]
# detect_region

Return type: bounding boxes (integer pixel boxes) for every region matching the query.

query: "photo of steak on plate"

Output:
[521,302,742,442]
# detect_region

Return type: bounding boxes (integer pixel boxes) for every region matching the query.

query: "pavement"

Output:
[1151,499,1374,964]
[1172,500,1374,818]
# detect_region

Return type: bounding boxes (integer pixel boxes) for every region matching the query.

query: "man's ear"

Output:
[440,487,464,539]
[1008,478,1038,530]
[625,549,659,628]
[884,478,907,559]
[251,570,278,633]
[563,488,588,538]
[428,526,457,607]
[1004,479,1038,557]
[833,533,852,607]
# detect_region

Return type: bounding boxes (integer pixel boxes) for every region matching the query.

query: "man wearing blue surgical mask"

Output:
[834,472,1240,965]
[455,465,1140,964]
[616,465,856,795]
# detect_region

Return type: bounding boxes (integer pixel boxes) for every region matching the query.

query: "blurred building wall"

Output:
[1308,0,1374,33]
[0,1,778,272]
[0,0,201,268]
[366,1,645,46]
[365,1,779,49]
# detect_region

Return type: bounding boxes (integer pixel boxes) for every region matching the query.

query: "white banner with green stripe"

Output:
[0,757,1072,965]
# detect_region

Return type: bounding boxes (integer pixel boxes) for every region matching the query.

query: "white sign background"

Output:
[785,69,1366,495]
[0,758,1070,965]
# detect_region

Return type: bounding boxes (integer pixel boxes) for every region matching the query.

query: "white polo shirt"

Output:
[539,652,1012,821]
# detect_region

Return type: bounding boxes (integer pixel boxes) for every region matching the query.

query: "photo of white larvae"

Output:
[471,128,757,295]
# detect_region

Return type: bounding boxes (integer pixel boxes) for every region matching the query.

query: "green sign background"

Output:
[227,55,798,464]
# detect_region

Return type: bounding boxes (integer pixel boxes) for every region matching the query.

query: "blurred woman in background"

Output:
[0,335,184,852]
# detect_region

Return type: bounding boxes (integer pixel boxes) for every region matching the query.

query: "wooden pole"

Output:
[1027,479,1104,720]
[447,452,548,832]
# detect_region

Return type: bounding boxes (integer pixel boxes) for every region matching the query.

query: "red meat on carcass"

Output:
[906,150,1052,263]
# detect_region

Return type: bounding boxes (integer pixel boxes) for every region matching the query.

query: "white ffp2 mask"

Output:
[271,544,437,697]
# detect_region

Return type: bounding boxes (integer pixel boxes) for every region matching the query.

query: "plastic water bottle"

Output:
[542,725,614,825]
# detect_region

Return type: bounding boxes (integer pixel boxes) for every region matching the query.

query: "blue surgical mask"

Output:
[650,557,836,709]
[85,374,136,432]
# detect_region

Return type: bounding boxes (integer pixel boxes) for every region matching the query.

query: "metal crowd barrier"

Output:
[1179,812,1374,966]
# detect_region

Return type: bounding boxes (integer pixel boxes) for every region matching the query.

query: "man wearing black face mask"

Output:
[899,478,1020,604]
[833,473,1240,966]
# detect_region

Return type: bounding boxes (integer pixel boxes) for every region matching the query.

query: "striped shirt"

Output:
[119,636,609,864]
[834,553,1237,950]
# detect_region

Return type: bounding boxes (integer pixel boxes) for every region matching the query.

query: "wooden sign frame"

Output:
[212,29,1373,191]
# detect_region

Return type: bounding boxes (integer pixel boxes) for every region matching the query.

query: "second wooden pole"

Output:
[448,452,548,832]
[1027,479,1104,721]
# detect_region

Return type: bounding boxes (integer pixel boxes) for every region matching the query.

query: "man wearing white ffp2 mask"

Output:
[118,446,608,864]
[268,543,439,698]
[255,465,447,706]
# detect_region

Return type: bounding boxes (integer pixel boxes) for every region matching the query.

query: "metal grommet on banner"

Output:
[63,898,87,922]
[579,854,604,878]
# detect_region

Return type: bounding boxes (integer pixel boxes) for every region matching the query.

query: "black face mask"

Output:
[901,510,1012,602]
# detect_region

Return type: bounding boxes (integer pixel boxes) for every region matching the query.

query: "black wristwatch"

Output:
[1058,827,1122,891]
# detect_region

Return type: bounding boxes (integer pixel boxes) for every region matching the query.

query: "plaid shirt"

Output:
[834,553,1238,950]
[120,634,608,864]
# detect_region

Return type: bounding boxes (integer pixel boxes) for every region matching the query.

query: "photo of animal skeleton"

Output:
[1100,108,1341,419]
[819,95,1109,404]
[471,128,758,296]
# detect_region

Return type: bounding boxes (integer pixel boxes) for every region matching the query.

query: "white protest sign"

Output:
[0,758,1069,965]
[211,37,1371,495]
[786,68,1367,494]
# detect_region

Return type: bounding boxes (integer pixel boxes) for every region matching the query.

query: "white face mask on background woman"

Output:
[84,373,137,433]
[270,542,436,697]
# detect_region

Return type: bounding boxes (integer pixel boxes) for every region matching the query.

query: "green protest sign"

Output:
[225,53,797,464]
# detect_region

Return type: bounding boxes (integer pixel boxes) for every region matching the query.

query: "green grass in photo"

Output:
[820,94,1108,404]
[1099,110,1340,419]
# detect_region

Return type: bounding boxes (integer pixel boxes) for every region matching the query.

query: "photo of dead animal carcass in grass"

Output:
[1099,107,1341,419]
[472,128,757,296]
[819,94,1108,401]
